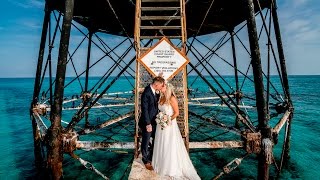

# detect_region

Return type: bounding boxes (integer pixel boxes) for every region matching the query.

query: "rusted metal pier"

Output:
[30,0,293,179]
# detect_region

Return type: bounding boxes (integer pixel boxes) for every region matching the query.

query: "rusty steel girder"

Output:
[242,131,261,154]
[62,131,78,153]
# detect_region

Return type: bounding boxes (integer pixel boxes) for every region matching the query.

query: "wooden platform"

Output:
[128,156,171,180]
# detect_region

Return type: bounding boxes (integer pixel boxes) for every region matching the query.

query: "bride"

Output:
[152,83,201,180]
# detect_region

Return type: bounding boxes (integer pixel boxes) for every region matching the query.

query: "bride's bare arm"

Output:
[170,96,179,120]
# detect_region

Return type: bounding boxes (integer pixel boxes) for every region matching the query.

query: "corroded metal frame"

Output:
[30,0,294,179]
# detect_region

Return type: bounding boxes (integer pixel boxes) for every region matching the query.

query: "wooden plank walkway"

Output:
[128,156,171,180]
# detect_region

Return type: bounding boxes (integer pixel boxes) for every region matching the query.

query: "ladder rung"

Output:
[141,7,180,11]
[141,16,181,20]
[140,47,150,52]
[142,0,179,2]
[140,36,182,39]
[140,26,181,30]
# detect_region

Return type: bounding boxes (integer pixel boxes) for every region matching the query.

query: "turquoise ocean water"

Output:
[0,75,319,179]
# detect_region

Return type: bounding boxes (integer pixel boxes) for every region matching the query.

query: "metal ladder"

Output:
[134,0,189,158]
[135,0,187,53]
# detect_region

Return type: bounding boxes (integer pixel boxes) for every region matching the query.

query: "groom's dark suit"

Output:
[139,84,160,164]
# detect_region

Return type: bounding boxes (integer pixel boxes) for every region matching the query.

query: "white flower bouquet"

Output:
[155,111,171,130]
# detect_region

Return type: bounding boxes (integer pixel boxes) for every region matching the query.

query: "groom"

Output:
[139,76,165,170]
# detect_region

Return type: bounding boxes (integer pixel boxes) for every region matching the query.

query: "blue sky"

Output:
[0,0,319,77]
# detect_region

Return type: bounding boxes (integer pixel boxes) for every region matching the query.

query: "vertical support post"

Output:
[48,16,53,107]
[31,1,51,167]
[230,30,240,128]
[271,0,293,161]
[134,0,141,158]
[245,0,270,179]
[84,30,93,128]
[47,0,74,179]
[180,0,187,51]
[85,30,92,92]
[180,0,189,151]
[32,3,51,106]
[266,6,272,117]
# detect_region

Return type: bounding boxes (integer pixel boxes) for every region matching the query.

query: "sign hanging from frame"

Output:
[138,37,190,80]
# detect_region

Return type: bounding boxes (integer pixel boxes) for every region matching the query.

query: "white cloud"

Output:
[292,0,309,7]
[29,0,44,8]
[21,20,41,29]
[279,1,320,44]
[285,19,309,32]
[278,0,320,74]
[9,0,44,9]
[294,29,319,42]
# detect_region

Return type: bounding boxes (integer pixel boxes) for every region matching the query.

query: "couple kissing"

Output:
[139,76,200,179]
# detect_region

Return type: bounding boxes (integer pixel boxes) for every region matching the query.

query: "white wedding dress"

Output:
[152,103,201,180]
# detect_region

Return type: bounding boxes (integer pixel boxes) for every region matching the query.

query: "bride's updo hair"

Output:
[160,83,176,105]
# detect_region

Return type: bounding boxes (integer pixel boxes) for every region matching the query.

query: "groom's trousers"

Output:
[141,124,156,164]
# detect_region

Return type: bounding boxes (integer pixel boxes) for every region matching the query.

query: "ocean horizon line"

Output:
[0,74,319,79]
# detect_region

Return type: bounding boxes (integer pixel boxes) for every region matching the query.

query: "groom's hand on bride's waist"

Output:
[146,124,152,132]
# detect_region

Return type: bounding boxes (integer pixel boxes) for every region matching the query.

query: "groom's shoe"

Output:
[144,162,154,171]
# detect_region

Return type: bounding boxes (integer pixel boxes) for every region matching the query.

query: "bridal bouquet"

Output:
[155,111,171,130]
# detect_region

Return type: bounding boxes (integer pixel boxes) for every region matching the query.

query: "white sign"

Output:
[138,37,190,80]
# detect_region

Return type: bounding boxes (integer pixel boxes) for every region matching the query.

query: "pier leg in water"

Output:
[271,0,294,165]
[31,0,51,168]
[46,0,74,179]
[245,0,270,179]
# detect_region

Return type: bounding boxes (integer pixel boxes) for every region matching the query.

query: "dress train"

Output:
[152,104,200,180]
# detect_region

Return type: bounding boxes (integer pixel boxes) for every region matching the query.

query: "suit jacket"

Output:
[139,85,159,127]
